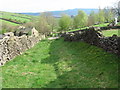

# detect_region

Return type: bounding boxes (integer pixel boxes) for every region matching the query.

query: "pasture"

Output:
[1,39,119,88]
[102,29,120,37]
[0,19,19,26]
[0,11,34,25]
[0,11,120,88]
[67,23,109,32]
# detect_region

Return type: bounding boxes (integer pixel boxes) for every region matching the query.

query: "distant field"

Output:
[67,23,109,32]
[94,23,109,27]
[0,11,35,24]
[102,29,120,37]
[0,19,19,26]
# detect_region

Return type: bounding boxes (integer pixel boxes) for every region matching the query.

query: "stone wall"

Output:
[61,27,120,56]
[0,28,45,66]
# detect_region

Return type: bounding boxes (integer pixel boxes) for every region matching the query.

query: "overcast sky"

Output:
[0,0,118,12]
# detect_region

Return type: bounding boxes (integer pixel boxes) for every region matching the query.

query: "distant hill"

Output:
[20,8,99,17]
[19,13,40,16]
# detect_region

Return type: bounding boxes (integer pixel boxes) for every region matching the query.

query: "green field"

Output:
[1,39,119,88]
[0,11,35,24]
[67,23,109,32]
[102,29,120,37]
[0,11,37,34]
[0,19,19,26]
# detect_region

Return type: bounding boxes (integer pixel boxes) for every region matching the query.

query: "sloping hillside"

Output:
[0,11,35,25]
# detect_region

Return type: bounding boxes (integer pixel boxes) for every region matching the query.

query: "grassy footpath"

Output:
[1,39,119,88]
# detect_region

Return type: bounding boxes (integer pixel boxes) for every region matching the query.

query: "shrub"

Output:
[1,22,18,34]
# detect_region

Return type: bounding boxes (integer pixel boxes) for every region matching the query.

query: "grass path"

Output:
[1,39,119,88]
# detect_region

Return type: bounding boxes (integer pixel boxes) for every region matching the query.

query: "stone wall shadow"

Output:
[41,39,62,64]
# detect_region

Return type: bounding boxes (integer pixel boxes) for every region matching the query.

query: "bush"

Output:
[1,22,18,34]
[23,22,34,28]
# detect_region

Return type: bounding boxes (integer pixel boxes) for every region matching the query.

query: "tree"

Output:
[48,15,57,32]
[73,10,88,29]
[112,1,120,21]
[35,15,50,34]
[112,1,120,16]
[23,22,34,28]
[35,12,57,35]
[88,11,97,26]
[59,14,72,31]
[104,7,114,23]
[40,12,57,32]
[97,8,105,24]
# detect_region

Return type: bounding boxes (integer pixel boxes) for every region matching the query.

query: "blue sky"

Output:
[0,0,118,12]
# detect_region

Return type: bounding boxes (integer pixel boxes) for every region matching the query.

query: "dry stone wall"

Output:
[0,28,45,66]
[61,27,120,56]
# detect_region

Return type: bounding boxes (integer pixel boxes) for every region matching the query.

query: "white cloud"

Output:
[0,0,117,12]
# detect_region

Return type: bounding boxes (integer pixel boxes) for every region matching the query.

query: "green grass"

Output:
[1,39,119,88]
[67,23,109,32]
[67,27,89,32]
[94,23,109,27]
[0,19,19,26]
[0,11,34,24]
[117,22,120,25]
[102,29,120,37]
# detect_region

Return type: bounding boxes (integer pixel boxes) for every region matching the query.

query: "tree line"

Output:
[1,1,119,35]
[24,1,120,35]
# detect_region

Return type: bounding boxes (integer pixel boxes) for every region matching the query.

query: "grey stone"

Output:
[0,27,45,66]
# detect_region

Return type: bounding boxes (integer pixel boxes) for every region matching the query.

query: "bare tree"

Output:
[35,12,57,35]
[87,11,97,26]
[104,7,114,23]
[112,1,120,20]
[40,12,57,32]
